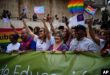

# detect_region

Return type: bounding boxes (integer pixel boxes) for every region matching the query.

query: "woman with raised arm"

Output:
[47,21,68,51]
[23,19,54,51]
[62,21,75,48]
[87,19,110,56]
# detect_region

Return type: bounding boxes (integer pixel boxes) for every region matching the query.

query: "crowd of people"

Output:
[0,16,108,57]
[0,8,110,57]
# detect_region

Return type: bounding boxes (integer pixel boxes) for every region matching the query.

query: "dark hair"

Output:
[58,26,64,30]
[34,26,40,35]
[39,28,47,43]
[9,34,19,41]
[74,25,86,31]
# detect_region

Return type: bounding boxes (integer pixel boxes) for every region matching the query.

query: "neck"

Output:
[39,37,45,40]
[77,37,85,41]
[55,41,62,45]
[12,42,17,44]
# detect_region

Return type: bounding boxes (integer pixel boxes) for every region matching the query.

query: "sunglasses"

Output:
[39,30,44,32]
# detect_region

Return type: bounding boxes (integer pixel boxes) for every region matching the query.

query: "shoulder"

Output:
[83,38,94,43]
[70,38,77,43]
[7,43,12,47]
[16,42,20,46]
[61,44,68,49]
[33,35,38,41]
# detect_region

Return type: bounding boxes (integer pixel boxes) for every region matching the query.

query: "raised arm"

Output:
[22,20,35,38]
[87,19,100,45]
[10,22,18,34]
[49,21,56,34]
[42,19,51,40]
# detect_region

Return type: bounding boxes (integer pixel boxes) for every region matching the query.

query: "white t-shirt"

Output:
[91,39,106,52]
[6,42,20,53]
[34,35,54,51]
[69,37,97,52]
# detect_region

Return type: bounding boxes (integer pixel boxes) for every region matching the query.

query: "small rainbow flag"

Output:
[67,0,84,14]
[85,5,96,16]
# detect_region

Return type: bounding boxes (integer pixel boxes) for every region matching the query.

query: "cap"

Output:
[74,25,86,31]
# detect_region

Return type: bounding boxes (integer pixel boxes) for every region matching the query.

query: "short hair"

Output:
[9,34,19,41]
[74,25,86,31]
[58,26,64,30]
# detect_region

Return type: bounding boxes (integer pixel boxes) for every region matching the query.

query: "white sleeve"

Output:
[33,35,38,42]
[16,43,20,51]
[50,36,55,45]
[6,44,11,53]
[69,40,74,51]
[88,43,98,52]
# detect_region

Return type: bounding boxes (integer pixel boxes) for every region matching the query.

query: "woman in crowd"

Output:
[48,30,68,51]
[23,19,54,51]
[61,22,76,48]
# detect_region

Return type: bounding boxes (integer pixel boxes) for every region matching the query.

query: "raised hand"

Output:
[86,18,93,27]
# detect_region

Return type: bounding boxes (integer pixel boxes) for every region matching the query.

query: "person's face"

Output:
[100,31,106,39]
[21,34,28,41]
[75,29,85,40]
[9,36,14,42]
[39,28,45,38]
[105,32,110,42]
[21,29,27,35]
[54,33,62,43]
[62,29,67,37]
[21,29,28,41]
[9,36,16,44]
[71,28,75,37]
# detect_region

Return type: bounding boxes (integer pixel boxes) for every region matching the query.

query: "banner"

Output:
[0,28,22,43]
[0,51,110,75]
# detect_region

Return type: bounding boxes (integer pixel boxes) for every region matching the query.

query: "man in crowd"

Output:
[69,25,97,52]
[6,34,20,53]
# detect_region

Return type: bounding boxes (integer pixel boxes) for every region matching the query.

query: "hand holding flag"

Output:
[85,5,96,16]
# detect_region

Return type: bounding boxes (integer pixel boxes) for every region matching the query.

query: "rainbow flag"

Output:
[67,0,84,14]
[85,5,96,16]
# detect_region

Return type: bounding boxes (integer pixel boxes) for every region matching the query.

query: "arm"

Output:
[87,19,100,45]
[22,20,35,38]
[65,21,72,39]
[10,22,18,34]
[49,22,56,34]
[42,19,51,40]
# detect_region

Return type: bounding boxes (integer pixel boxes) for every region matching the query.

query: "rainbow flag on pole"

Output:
[67,0,84,14]
[85,5,96,16]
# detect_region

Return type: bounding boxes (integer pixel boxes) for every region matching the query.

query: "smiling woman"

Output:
[48,31,68,51]
[22,19,54,51]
